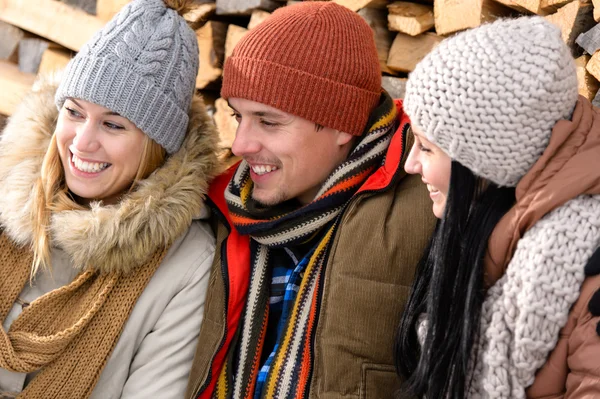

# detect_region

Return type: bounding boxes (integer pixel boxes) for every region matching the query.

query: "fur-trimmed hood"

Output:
[0,74,220,274]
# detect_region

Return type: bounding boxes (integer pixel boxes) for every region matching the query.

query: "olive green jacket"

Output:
[186,100,435,399]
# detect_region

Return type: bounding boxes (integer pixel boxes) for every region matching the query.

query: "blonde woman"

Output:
[0,0,220,397]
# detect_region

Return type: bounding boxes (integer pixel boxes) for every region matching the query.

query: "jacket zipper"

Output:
[302,161,406,397]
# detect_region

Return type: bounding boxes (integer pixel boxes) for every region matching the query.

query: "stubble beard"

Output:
[251,186,289,207]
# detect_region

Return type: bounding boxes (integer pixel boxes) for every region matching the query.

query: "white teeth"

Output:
[251,165,278,176]
[427,184,439,193]
[71,154,109,173]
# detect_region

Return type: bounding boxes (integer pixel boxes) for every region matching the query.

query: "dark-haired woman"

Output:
[395,16,600,399]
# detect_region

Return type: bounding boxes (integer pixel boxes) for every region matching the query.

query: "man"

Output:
[186,2,435,398]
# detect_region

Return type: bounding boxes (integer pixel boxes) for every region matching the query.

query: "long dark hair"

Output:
[395,161,516,398]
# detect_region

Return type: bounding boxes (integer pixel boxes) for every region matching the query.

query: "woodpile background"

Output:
[2,0,600,148]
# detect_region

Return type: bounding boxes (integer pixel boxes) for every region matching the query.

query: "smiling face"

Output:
[228,98,354,206]
[404,127,452,219]
[55,98,147,205]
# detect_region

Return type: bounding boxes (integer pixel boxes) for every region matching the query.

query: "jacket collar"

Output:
[358,99,410,194]
[0,74,220,274]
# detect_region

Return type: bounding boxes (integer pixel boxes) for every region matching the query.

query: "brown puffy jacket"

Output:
[485,96,600,398]
[527,275,600,398]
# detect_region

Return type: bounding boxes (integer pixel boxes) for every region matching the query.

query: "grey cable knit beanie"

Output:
[404,16,578,187]
[55,0,199,154]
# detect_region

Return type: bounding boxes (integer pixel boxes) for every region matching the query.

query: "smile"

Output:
[71,152,111,174]
[427,184,439,194]
[251,164,278,176]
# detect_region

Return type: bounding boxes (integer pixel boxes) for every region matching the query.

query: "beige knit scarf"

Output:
[0,232,167,398]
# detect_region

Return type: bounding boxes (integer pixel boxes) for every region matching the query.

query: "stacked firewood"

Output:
[1,0,600,148]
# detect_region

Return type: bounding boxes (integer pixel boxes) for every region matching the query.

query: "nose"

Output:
[231,121,261,157]
[73,121,101,153]
[404,143,421,175]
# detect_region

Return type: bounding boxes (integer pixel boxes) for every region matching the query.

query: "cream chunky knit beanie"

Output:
[404,16,578,187]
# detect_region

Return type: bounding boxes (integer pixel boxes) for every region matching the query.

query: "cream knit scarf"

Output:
[0,232,166,399]
[467,194,600,398]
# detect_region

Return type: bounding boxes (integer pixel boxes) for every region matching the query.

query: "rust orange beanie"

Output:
[221,1,382,136]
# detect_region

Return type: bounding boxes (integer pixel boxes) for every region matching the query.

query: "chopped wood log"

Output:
[96,0,130,21]
[586,49,600,81]
[184,3,216,29]
[359,8,397,75]
[332,0,388,12]
[248,10,271,29]
[434,0,515,35]
[501,0,574,15]
[216,0,279,15]
[387,1,434,36]
[214,97,238,149]
[18,38,49,74]
[575,16,600,53]
[0,0,105,52]
[540,0,574,13]
[58,0,96,15]
[38,47,72,74]
[506,0,546,14]
[225,24,248,61]
[0,20,23,61]
[382,76,407,99]
[593,0,600,21]
[491,0,535,14]
[575,54,600,100]
[545,0,594,57]
[387,32,443,72]
[196,22,225,89]
[0,60,35,116]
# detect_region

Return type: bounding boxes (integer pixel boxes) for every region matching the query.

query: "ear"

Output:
[336,131,354,146]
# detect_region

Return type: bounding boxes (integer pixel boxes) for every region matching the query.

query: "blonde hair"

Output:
[30,134,167,275]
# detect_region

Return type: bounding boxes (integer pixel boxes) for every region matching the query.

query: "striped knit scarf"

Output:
[219,93,398,399]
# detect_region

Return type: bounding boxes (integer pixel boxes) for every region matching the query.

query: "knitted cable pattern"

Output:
[55,0,199,154]
[0,233,168,399]
[468,194,600,398]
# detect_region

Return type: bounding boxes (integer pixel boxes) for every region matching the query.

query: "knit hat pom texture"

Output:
[55,0,199,154]
[404,16,579,187]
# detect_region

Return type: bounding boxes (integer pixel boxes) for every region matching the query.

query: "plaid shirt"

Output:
[254,241,318,398]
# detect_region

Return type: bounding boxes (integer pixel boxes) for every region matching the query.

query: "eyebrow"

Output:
[69,98,121,116]
[227,101,286,119]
